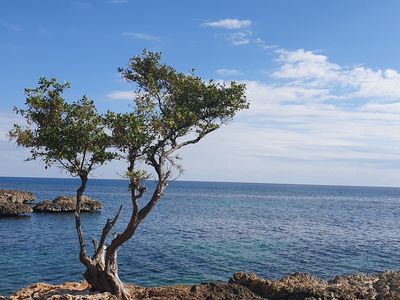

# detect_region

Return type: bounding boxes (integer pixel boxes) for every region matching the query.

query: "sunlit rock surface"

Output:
[8,271,400,299]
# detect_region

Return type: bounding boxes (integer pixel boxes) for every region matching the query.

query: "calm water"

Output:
[1,177,400,296]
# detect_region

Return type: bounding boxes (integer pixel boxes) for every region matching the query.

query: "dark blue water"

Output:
[1,177,400,296]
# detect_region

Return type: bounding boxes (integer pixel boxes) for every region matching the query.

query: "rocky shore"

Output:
[4,270,400,299]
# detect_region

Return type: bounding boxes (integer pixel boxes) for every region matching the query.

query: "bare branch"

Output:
[94,204,123,260]
[105,183,146,269]
[92,238,99,254]
[80,146,88,172]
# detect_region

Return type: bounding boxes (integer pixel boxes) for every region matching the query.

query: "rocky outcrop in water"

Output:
[0,201,33,216]
[8,270,400,299]
[33,196,102,212]
[0,189,35,204]
[0,189,35,216]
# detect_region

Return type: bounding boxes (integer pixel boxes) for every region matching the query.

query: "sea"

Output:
[1,176,400,296]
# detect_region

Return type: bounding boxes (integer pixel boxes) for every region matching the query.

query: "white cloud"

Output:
[202,19,252,30]
[272,48,400,101]
[227,31,252,45]
[107,90,134,100]
[3,23,20,32]
[254,38,278,50]
[215,69,242,76]
[200,48,400,185]
[122,32,160,41]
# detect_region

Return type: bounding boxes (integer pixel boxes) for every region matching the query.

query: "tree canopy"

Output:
[9,77,115,178]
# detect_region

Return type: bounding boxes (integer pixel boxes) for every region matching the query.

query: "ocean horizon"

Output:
[1,176,400,296]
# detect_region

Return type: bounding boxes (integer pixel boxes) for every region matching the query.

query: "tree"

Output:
[10,51,249,299]
[8,77,116,270]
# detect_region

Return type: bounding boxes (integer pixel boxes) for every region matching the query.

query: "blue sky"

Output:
[2,0,400,186]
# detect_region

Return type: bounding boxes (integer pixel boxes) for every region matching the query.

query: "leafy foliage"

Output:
[9,77,115,177]
[113,50,249,179]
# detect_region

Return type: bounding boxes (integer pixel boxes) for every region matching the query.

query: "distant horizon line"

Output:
[0,175,399,190]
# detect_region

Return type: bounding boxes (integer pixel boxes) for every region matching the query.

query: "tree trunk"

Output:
[84,251,130,300]
[74,175,130,299]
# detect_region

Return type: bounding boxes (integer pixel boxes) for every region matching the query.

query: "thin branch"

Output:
[164,127,217,157]
[80,146,88,172]
[105,185,146,269]
[92,238,99,254]
[94,204,123,260]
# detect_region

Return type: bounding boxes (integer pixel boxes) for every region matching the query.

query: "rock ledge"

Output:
[7,270,400,299]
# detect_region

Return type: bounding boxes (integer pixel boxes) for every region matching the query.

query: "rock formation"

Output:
[8,280,262,300]
[33,196,102,212]
[0,201,33,216]
[8,270,400,299]
[0,189,35,203]
[229,270,400,299]
[0,189,35,216]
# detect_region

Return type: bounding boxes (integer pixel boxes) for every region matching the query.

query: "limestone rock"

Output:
[230,271,400,299]
[230,271,327,299]
[0,189,35,204]
[9,270,400,299]
[9,282,116,300]
[189,281,264,299]
[0,189,35,216]
[0,201,33,216]
[33,196,102,212]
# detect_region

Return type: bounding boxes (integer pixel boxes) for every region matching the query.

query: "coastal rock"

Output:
[9,270,400,299]
[9,282,117,300]
[33,196,102,212]
[230,272,327,299]
[0,201,33,216]
[230,271,400,299]
[0,189,35,216]
[0,189,35,204]
[189,281,264,299]
[327,271,400,299]
[328,273,377,299]
[10,281,262,300]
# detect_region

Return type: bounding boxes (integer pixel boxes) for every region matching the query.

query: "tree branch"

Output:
[94,204,123,260]
[105,176,146,270]
[164,127,217,157]
[92,238,99,254]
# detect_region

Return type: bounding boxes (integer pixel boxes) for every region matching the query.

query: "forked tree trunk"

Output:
[74,161,167,300]
[74,175,132,299]
[84,252,130,300]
